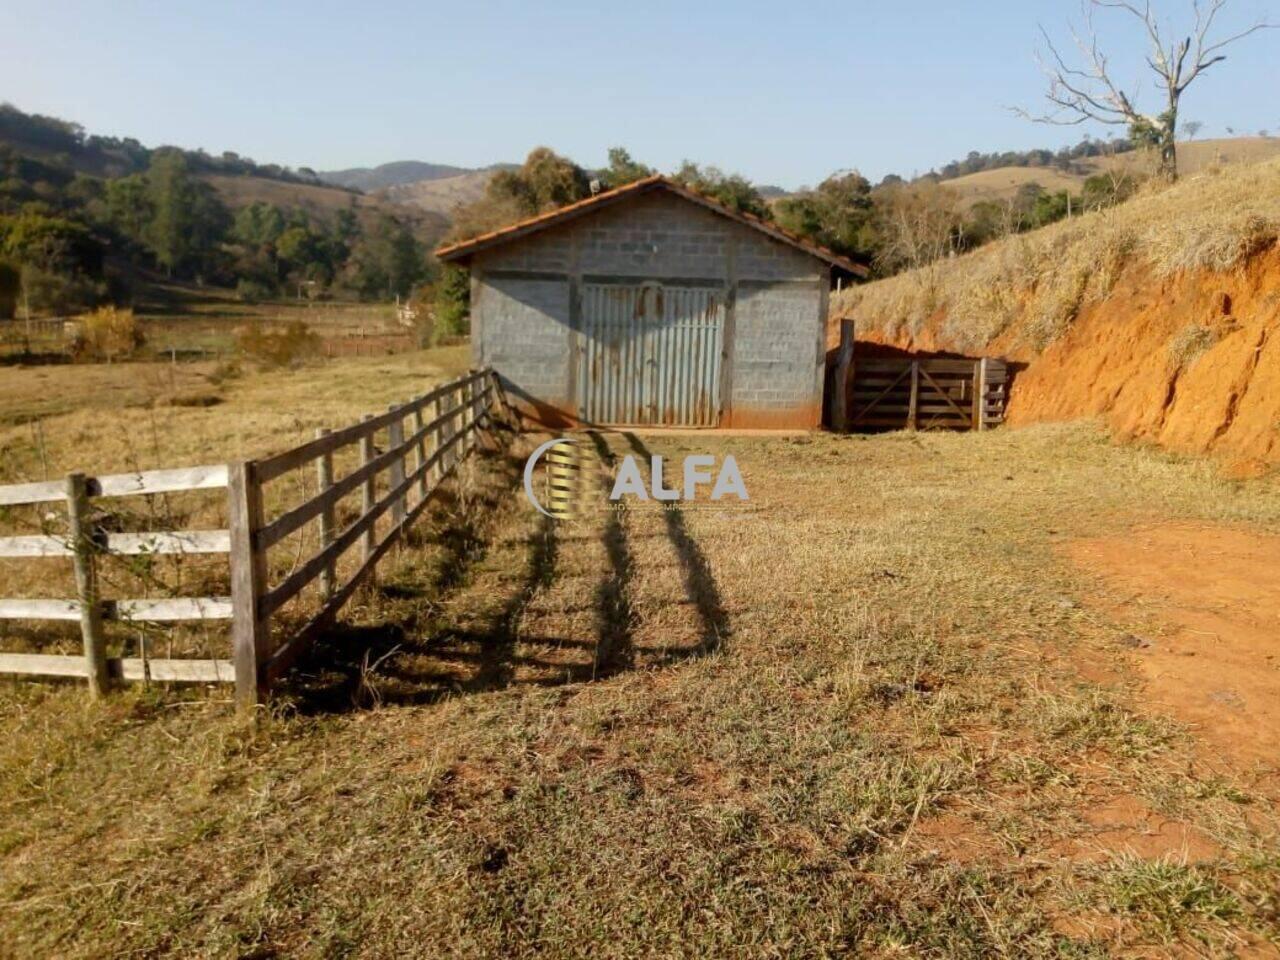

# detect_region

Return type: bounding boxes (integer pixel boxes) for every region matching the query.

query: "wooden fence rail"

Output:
[831,318,1008,432]
[0,367,513,707]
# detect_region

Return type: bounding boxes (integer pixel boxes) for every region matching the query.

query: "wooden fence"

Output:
[831,319,1008,432]
[0,368,512,707]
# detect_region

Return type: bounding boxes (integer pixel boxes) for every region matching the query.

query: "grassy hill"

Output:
[378,169,496,219]
[318,161,482,192]
[203,173,450,245]
[942,137,1280,206]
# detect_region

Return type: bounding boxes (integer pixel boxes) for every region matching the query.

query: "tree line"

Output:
[0,143,425,318]
[0,102,338,187]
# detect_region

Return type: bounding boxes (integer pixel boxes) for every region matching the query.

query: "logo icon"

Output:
[522,437,580,518]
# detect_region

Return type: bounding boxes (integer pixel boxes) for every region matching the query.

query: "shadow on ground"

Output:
[283,425,729,713]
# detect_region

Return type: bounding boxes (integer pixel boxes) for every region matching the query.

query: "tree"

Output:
[142,150,229,277]
[1182,119,1205,139]
[603,147,653,188]
[774,171,876,260]
[347,215,424,299]
[872,181,964,275]
[670,162,771,218]
[1024,0,1273,180]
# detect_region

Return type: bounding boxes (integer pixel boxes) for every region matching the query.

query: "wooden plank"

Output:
[253,370,490,483]
[115,658,234,683]
[259,413,478,621]
[228,461,269,709]
[104,530,231,556]
[0,598,80,620]
[263,415,482,685]
[856,358,978,375]
[0,652,87,678]
[67,473,108,697]
[975,358,987,432]
[907,362,920,431]
[851,365,911,423]
[254,408,460,551]
[0,535,72,558]
[94,465,228,498]
[112,597,233,621]
[0,479,64,507]
[918,366,972,426]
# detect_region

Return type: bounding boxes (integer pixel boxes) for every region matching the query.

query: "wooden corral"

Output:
[830,319,1008,432]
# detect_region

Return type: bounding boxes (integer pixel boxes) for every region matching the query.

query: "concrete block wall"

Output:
[471,188,831,428]
[732,281,825,410]
[472,274,571,415]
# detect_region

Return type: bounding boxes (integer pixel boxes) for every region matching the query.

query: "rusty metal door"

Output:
[578,283,723,426]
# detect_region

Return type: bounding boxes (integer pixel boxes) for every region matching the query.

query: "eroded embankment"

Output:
[838,246,1280,473]
[1007,249,1280,473]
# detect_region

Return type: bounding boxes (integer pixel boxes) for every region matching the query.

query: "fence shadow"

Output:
[282,423,728,714]
[622,432,730,659]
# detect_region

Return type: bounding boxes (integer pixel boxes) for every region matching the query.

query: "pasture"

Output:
[1,345,1277,957]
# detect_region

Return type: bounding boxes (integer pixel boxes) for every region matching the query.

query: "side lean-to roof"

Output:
[433,174,869,278]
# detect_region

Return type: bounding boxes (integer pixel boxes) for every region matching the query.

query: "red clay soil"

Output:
[849,246,1280,471]
[1008,249,1280,472]
[1067,522,1280,783]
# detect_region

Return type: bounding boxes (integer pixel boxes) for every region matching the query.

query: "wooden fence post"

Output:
[907,361,920,431]
[66,472,107,698]
[360,415,376,570]
[975,358,988,432]
[461,379,474,457]
[388,403,406,528]
[430,395,444,487]
[833,318,854,432]
[228,461,268,708]
[315,428,335,597]
[411,397,427,502]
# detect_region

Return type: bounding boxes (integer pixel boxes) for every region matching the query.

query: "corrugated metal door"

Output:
[578,283,724,426]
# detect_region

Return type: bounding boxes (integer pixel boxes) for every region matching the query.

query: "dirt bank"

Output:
[1006,249,1280,472]
[844,246,1280,471]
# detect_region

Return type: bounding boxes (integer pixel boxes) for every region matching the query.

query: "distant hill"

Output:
[942,138,1280,207]
[204,174,450,246]
[379,169,497,219]
[318,161,516,193]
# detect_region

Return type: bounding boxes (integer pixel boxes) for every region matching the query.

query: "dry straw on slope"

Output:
[836,158,1280,353]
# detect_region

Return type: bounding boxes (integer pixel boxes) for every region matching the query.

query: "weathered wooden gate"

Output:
[578,283,724,426]
[846,357,1007,430]
[830,320,1008,432]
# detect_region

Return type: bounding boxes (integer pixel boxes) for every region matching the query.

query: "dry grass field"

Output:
[1,344,1278,957]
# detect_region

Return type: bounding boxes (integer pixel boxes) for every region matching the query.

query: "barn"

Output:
[434,175,867,429]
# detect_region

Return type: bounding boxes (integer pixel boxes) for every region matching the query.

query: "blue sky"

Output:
[2,0,1277,187]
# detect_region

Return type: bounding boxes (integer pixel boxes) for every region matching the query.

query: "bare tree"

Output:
[1023,1,1273,180]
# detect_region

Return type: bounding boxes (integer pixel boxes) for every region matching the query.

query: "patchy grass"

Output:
[0,421,1278,956]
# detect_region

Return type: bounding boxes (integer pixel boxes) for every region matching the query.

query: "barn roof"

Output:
[433,174,869,278]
